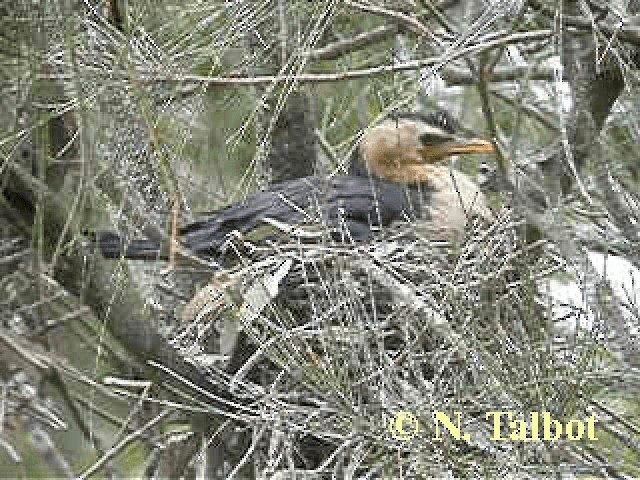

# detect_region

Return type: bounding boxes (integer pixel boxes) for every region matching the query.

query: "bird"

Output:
[89,110,495,262]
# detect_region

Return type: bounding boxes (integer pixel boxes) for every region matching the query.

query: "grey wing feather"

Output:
[180,176,412,255]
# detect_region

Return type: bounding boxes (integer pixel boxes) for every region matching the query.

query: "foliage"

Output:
[0,0,638,478]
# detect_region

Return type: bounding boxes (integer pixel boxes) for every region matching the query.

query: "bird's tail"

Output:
[86,231,167,260]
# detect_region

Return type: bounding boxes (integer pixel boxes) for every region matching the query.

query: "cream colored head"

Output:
[356,112,495,183]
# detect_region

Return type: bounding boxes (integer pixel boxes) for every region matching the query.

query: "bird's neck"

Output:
[378,163,449,184]
[350,158,448,187]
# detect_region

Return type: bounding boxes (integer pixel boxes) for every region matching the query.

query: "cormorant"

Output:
[91,110,495,261]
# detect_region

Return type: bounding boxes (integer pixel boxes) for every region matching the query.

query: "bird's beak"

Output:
[418,137,495,162]
[446,137,495,155]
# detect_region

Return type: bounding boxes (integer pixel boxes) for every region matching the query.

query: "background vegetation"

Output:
[0,0,639,478]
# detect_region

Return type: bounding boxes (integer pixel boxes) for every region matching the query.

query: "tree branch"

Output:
[1,160,252,414]
[528,0,640,47]
[308,25,397,61]
[343,0,441,44]
[133,30,553,87]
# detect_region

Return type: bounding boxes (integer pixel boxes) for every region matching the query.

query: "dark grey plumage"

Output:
[91,110,494,260]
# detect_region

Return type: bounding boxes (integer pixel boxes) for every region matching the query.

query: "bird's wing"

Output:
[180,175,413,256]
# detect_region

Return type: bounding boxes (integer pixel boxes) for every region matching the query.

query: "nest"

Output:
[163,209,571,475]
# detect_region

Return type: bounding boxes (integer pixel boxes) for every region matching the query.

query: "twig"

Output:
[78,409,172,480]
[314,128,339,167]
[528,0,640,46]
[308,25,397,61]
[417,0,458,33]
[476,53,508,178]
[441,64,555,85]
[490,88,559,132]
[48,369,118,479]
[131,30,553,86]
[344,0,442,45]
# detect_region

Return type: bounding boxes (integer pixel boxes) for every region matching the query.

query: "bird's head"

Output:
[352,111,495,183]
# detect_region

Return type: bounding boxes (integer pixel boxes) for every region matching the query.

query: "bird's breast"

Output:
[402,169,493,243]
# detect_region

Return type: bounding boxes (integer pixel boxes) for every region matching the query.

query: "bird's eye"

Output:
[478,163,492,175]
[433,110,457,133]
[419,133,450,145]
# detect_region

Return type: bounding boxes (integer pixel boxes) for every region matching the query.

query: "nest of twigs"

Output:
[161,208,603,477]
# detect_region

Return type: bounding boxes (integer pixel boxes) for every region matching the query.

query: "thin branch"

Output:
[171,63,557,103]
[343,0,441,45]
[440,64,556,85]
[416,0,458,34]
[490,89,559,131]
[78,409,172,480]
[529,0,640,47]
[126,30,553,87]
[476,53,509,178]
[0,160,250,414]
[308,25,397,61]
[207,0,461,66]
[314,128,339,167]
[48,369,118,479]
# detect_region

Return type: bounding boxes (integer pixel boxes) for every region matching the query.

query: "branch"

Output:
[512,1,640,276]
[0,160,252,414]
[127,30,553,87]
[308,25,397,61]
[308,0,463,62]
[476,54,509,178]
[441,64,556,85]
[528,0,640,47]
[344,0,441,44]
[490,89,559,131]
[78,410,172,480]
